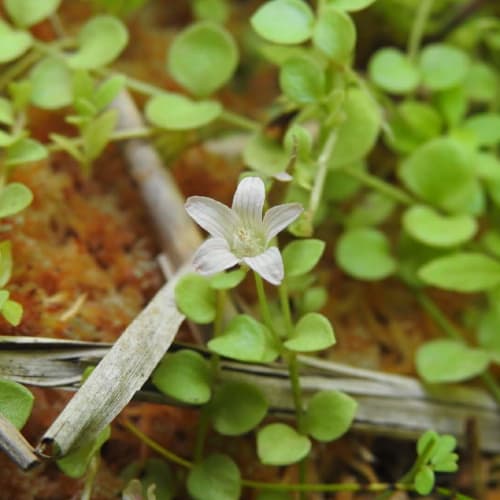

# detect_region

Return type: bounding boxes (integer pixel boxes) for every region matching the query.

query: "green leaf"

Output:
[49,133,85,163]
[6,138,47,167]
[257,423,311,465]
[68,15,128,69]
[474,152,500,181]
[152,350,212,404]
[0,183,33,218]
[0,21,32,64]
[187,454,241,500]
[145,92,222,131]
[431,435,457,465]
[168,22,238,97]
[284,312,335,352]
[251,0,314,44]
[325,0,376,11]
[324,161,364,201]
[417,430,438,456]
[399,138,476,213]
[335,228,396,280]
[5,0,61,27]
[416,340,490,383]
[208,314,279,363]
[140,459,175,500]
[283,239,325,277]
[368,48,419,94]
[403,205,477,248]
[300,286,328,313]
[418,253,500,292]
[192,0,230,24]
[209,268,246,290]
[386,100,443,154]
[312,7,356,63]
[279,55,325,104]
[415,465,435,495]
[83,109,117,161]
[464,62,498,103]
[304,390,357,441]
[93,75,127,110]
[419,44,470,91]
[57,426,110,478]
[433,455,459,473]
[433,86,468,128]
[0,378,33,429]
[0,242,13,288]
[1,300,23,326]
[0,98,14,126]
[463,113,500,147]
[330,88,380,167]
[175,273,216,324]
[477,309,500,363]
[243,132,289,176]
[210,381,268,436]
[30,57,73,109]
[8,80,32,113]
[0,290,12,311]
[345,192,396,227]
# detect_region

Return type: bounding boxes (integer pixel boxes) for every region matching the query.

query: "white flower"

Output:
[185,177,303,285]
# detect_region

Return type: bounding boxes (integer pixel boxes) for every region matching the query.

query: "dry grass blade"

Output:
[0,413,39,470]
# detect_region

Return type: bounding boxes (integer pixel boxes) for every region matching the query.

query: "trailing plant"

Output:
[0,0,498,497]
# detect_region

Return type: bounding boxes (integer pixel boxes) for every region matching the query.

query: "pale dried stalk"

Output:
[1,337,498,453]
[0,413,38,470]
[39,267,187,456]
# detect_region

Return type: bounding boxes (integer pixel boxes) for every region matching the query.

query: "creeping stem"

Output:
[407,0,435,62]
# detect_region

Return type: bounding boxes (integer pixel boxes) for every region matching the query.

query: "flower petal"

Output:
[232,177,265,227]
[185,196,240,240]
[263,203,303,242]
[243,247,284,285]
[192,238,240,275]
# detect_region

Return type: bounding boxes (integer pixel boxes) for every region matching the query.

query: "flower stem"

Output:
[407,0,435,62]
[342,164,414,205]
[309,131,338,216]
[220,109,260,131]
[253,271,274,333]
[124,418,400,494]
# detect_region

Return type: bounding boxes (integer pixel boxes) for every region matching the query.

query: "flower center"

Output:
[231,226,265,258]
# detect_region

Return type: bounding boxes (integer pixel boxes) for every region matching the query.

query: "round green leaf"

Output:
[304,390,357,442]
[431,435,457,465]
[67,15,128,70]
[57,426,110,478]
[416,340,490,383]
[0,98,14,126]
[279,56,325,104]
[300,286,328,313]
[419,44,470,91]
[463,113,500,146]
[187,454,241,500]
[145,92,222,131]
[403,205,477,248]
[330,88,380,167]
[5,0,61,27]
[257,423,311,465]
[2,300,23,326]
[399,138,476,213]
[478,309,500,363]
[283,239,325,277]
[210,381,268,435]
[418,252,500,292]
[0,378,33,429]
[152,350,212,404]
[324,161,364,201]
[208,314,279,363]
[243,132,289,176]
[140,459,175,500]
[335,228,396,280]
[209,269,246,290]
[325,0,376,11]
[284,312,335,352]
[175,273,216,324]
[368,48,419,94]
[30,57,72,109]
[433,86,467,128]
[0,21,32,64]
[464,62,498,103]
[251,0,314,44]
[386,100,443,154]
[475,152,500,181]
[345,192,396,227]
[192,0,230,23]
[312,7,356,63]
[168,22,238,97]
[0,183,33,218]
[6,138,47,167]
[415,465,435,496]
